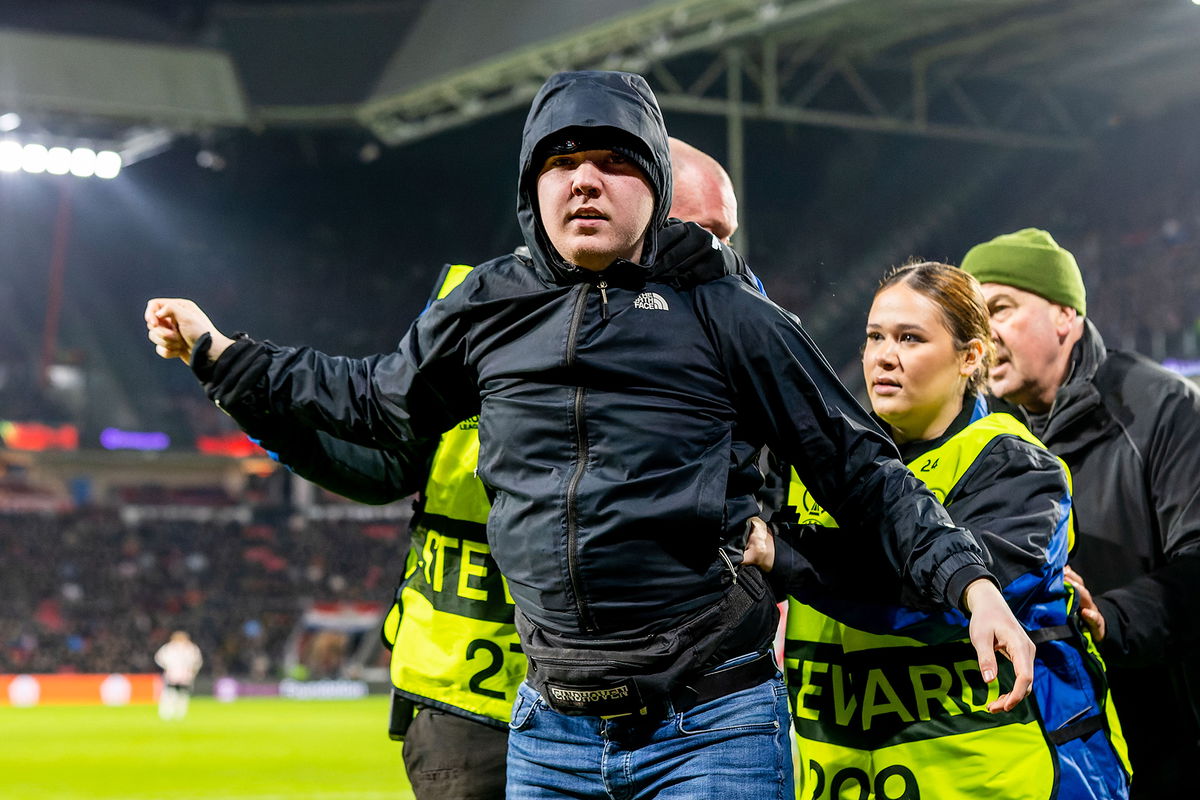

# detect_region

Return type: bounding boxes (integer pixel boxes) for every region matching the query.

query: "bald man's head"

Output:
[668,137,738,244]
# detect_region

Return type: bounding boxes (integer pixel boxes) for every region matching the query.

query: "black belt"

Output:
[1047,712,1106,746]
[1029,624,1074,644]
[669,651,778,713]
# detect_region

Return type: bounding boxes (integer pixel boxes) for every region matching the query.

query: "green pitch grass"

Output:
[0,697,416,800]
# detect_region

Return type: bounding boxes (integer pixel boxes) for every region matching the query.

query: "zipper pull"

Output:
[598,280,609,321]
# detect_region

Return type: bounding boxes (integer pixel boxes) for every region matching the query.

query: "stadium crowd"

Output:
[0,508,405,678]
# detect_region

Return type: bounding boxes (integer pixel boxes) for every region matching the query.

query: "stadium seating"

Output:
[0,509,406,679]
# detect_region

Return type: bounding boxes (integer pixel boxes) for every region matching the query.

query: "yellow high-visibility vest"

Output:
[784,411,1130,800]
[381,265,525,726]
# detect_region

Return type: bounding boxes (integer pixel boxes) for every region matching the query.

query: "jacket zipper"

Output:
[565,282,598,632]
[598,280,609,321]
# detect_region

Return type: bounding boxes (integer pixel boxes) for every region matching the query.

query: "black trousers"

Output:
[402,707,508,800]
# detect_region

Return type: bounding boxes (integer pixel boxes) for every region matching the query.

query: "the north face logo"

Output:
[633,292,669,311]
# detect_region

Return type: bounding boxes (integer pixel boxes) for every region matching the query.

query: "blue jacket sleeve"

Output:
[943,436,1072,616]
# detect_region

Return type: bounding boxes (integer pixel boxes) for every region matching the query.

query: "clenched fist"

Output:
[144,298,234,366]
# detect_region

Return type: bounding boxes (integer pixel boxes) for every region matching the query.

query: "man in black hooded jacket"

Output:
[245,138,756,800]
[147,71,1033,797]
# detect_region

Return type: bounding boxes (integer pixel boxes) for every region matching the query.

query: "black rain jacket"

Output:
[1020,321,1200,782]
[193,70,991,646]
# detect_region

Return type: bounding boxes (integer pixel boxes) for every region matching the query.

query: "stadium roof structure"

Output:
[1,0,1199,161]
[358,0,1198,151]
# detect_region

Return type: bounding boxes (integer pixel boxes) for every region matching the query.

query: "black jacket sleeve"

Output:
[1097,385,1200,664]
[769,433,1069,632]
[696,278,992,612]
[767,520,898,607]
[261,428,435,506]
[190,333,439,505]
[1095,555,1200,665]
[191,271,481,452]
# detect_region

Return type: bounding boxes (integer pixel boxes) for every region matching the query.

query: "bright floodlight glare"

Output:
[69,147,97,178]
[94,150,122,179]
[0,113,19,133]
[0,141,20,172]
[46,146,71,175]
[21,143,48,173]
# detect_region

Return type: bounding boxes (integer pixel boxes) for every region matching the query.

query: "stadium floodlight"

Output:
[0,113,19,133]
[2,139,123,178]
[69,147,97,178]
[94,150,122,179]
[21,143,48,173]
[0,140,20,172]
[46,146,72,175]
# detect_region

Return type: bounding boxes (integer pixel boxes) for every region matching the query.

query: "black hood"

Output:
[517,70,673,282]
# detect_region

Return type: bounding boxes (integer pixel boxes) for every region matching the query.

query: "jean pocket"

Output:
[509,684,541,732]
[675,678,783,736]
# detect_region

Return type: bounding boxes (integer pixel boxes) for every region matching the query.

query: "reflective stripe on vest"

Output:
[784,410,1128,799]
[381,265,525,726]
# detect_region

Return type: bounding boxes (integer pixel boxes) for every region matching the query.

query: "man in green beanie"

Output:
[959,228,1087,409]
[962,228,1200,798]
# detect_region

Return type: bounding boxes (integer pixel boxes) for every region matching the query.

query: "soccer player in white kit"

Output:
[154,630,203,720]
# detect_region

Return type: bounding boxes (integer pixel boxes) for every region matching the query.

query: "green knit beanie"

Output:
[960,228,1086,315]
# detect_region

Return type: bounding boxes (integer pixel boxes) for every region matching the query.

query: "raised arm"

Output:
[698,281,985,608]
[146,264,477,505]
[762,434,1074,617]
[145,277,479,452]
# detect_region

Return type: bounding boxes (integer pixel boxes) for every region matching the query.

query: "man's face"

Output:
[669,172,737,244]
[980,283,1072,411]
[536,149,655,272]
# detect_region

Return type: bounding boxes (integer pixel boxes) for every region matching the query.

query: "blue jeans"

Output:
[506,654,794,799]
